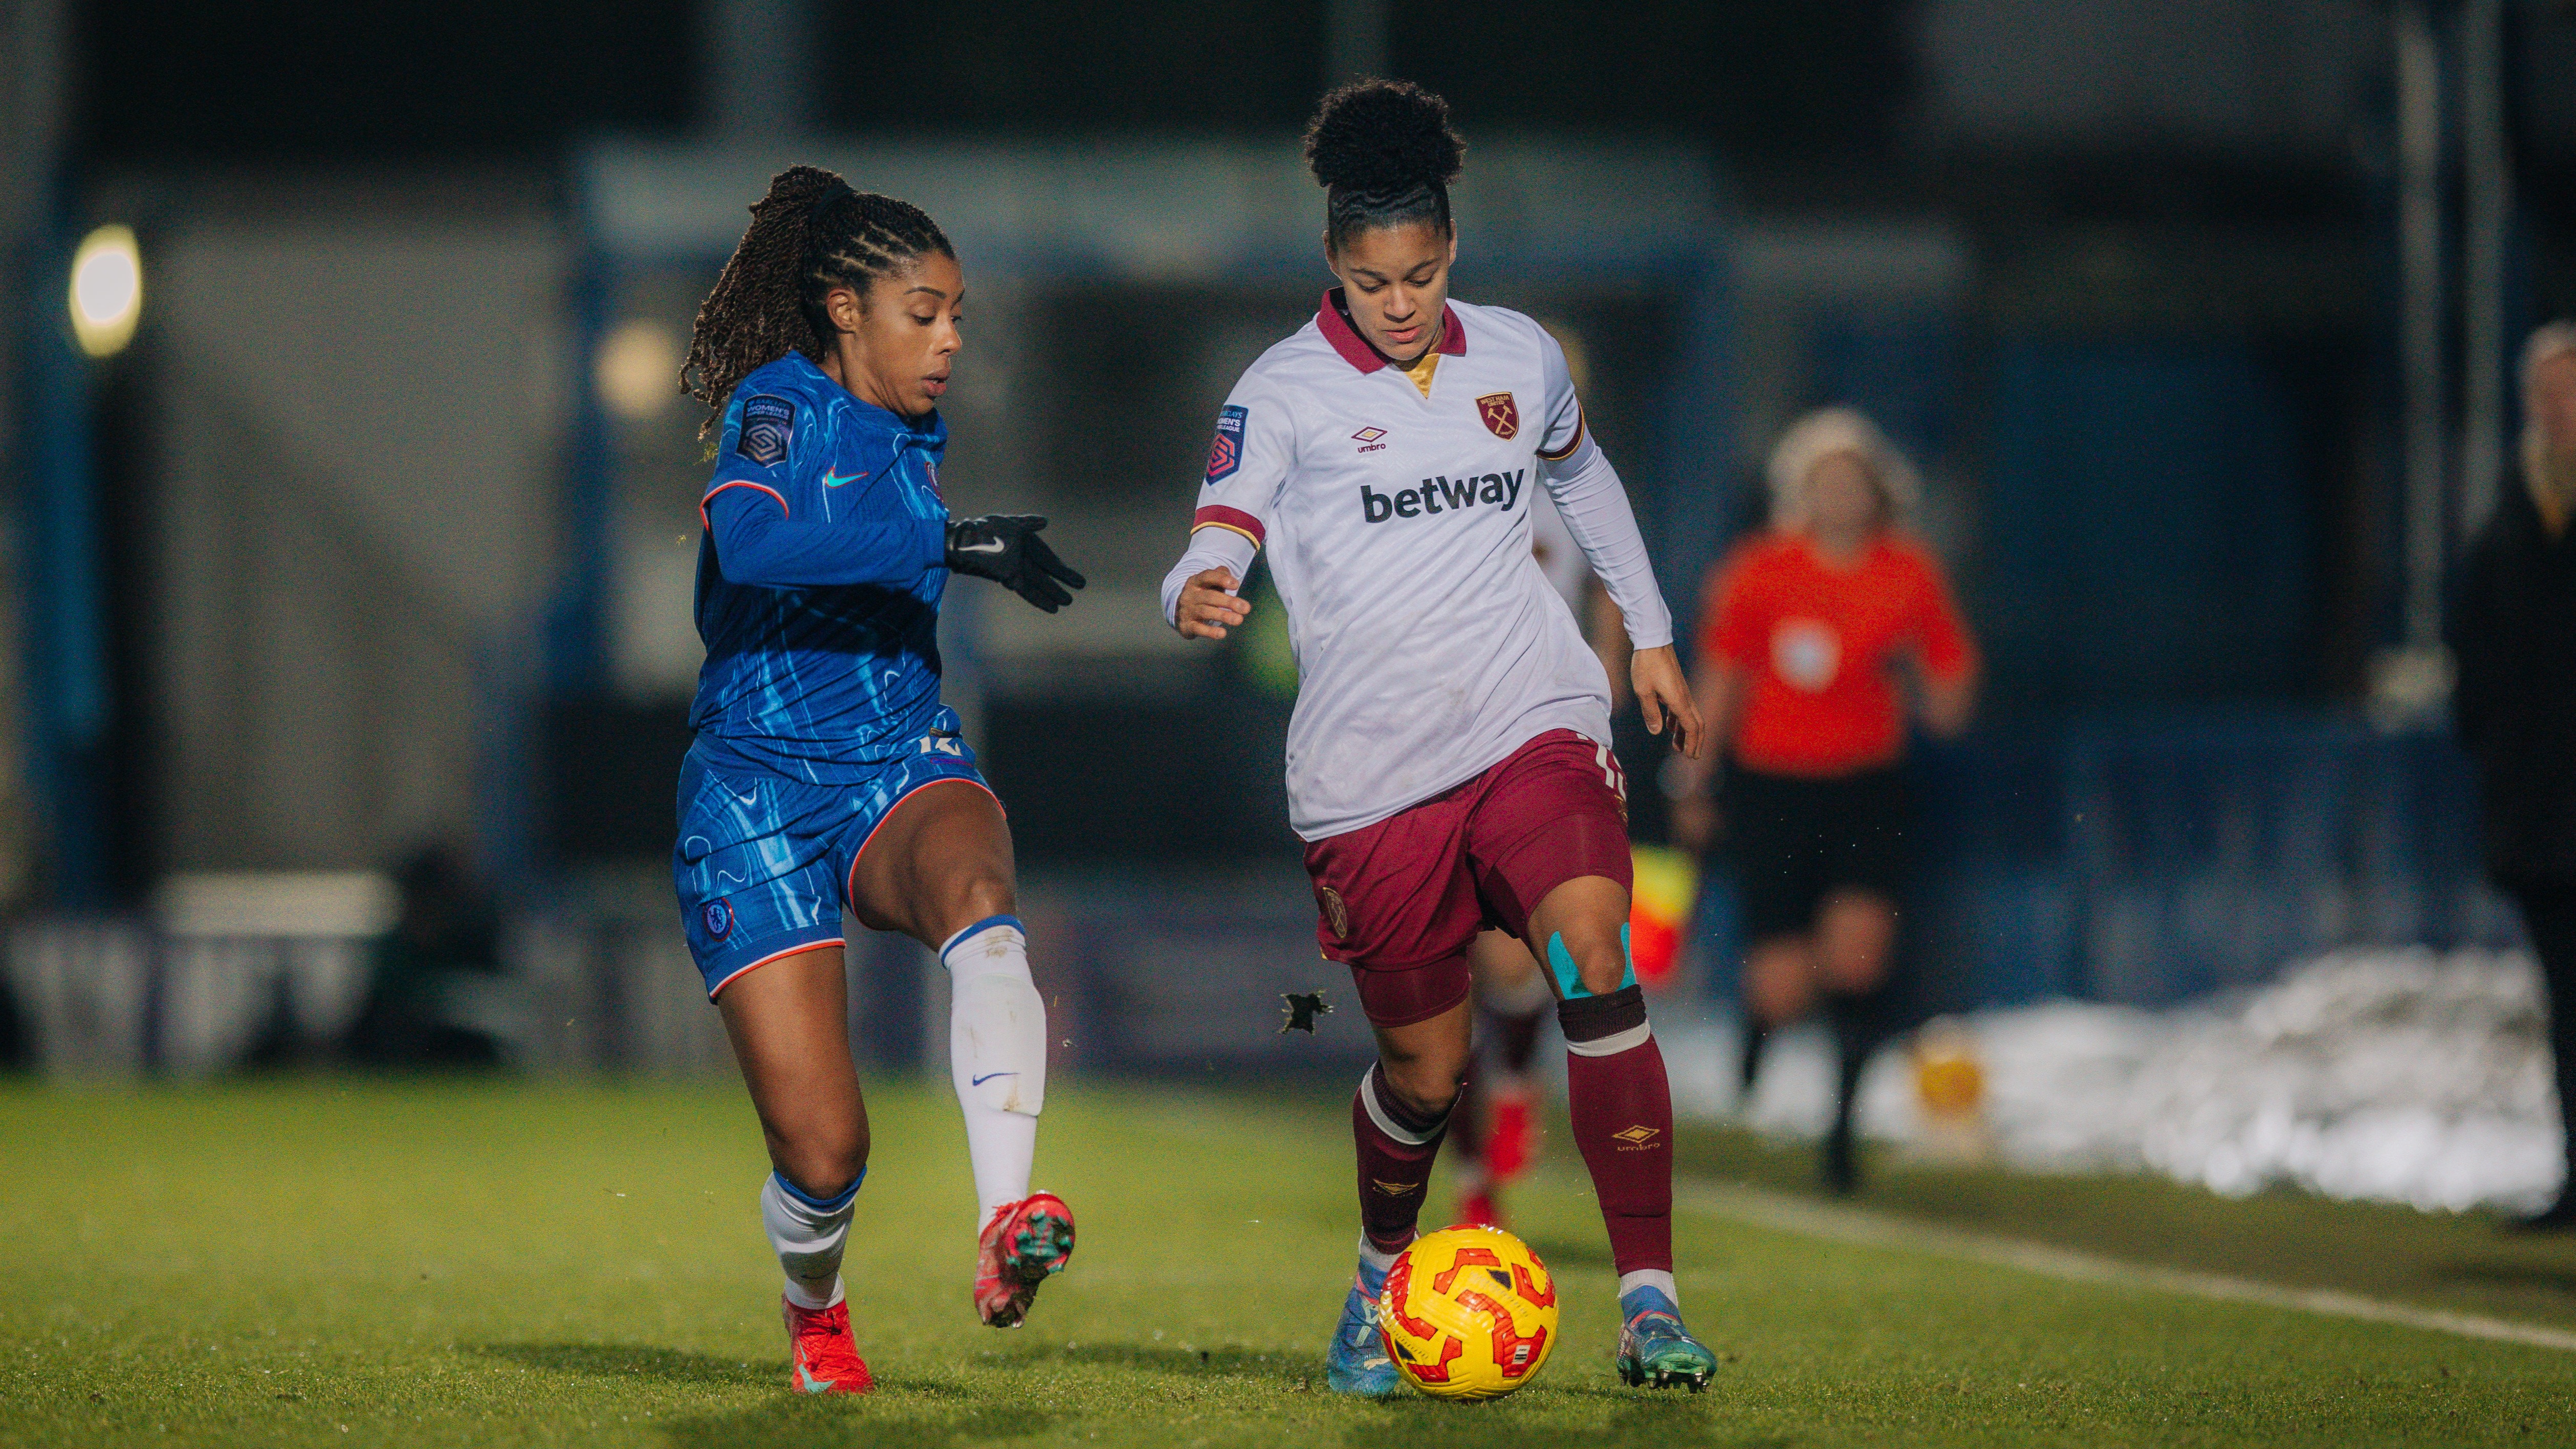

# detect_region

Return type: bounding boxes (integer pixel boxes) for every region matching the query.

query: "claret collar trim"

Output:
[1318,288,1466,374]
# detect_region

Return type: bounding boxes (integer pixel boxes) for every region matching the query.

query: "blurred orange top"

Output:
[1698,531,1977,777]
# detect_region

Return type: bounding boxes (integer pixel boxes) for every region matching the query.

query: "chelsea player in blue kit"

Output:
[675,166,1088,1395]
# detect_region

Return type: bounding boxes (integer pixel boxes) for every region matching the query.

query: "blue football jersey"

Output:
[690,353,951,784]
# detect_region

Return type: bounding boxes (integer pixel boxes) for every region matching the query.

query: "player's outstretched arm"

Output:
[1630,645,1704,760]
[1161,522,1260,639]
[947,514,1088,613]
[1173,570,1251,640]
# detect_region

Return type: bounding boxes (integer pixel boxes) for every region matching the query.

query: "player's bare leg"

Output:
[1744,935,1818,1026]
[849,781,1073,1327]
[720,946,874,1393]
[1815,888,1897,1196]
[1739,934,1814,1108]
[1526,874,1714,1391]
[1329,995,1472,1395]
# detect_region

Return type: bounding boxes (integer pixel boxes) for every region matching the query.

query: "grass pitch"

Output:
[3,1078,2574,1447]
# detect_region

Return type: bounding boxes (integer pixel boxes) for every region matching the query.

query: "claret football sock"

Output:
[762,1169,862,1310]
[1559,983,1676,1281]
[940,916,1047,1223]
[1353,1062,1453,1257]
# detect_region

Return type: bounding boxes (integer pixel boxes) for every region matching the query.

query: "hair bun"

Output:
[1304,80,1464,196]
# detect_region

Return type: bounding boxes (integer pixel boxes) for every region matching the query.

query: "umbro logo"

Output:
[1370,1178,1421,1197]
[1354,426,1387,454]
[1611,1124,1663,1149]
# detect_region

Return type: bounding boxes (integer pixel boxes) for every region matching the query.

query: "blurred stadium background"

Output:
[3,0,2574,1210]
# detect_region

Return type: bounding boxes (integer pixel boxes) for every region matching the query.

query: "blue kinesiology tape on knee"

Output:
[1549,928,1642,1000]
[1548,933,1585,999]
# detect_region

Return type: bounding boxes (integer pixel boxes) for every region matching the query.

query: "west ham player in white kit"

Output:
[1163,81,1718,1393]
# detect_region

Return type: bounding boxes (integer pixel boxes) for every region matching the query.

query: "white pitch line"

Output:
[1674,1179,2576,1354]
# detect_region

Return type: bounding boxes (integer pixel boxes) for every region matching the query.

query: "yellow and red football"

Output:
[1379,1225,1558,1400]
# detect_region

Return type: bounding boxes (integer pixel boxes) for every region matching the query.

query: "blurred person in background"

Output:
[2449,320,2576,1233]
[672,166,1087,1394]
[1671,408,1978,1195]
[343,844,504,1069]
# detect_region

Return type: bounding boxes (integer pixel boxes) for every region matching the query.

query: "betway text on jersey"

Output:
[1360,469,1525,523]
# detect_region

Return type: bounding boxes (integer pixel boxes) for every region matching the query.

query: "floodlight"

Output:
[597,319,681,420]
[69,225,143,358]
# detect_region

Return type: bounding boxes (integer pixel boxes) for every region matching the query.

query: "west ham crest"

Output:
[1318,884,1350,941]
[1477,392,1520,440]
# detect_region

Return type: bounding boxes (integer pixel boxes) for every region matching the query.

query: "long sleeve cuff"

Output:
[1160,526,1261,626]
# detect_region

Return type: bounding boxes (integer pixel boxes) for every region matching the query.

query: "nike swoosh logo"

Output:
[730,788,757,805]
[971,1072,1018,1086]
[820,468,868,488]
[955,539,1007,554]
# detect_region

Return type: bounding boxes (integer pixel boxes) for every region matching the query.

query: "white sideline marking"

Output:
[1675,1179,2576,1354]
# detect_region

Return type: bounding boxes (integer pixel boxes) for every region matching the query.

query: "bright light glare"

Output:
[597,319,682,421]
[69,225,143,358]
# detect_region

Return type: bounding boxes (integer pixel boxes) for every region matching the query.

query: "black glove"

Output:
[945,514,1086,613]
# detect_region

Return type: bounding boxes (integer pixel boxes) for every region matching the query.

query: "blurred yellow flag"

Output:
[1628,845,1697,989]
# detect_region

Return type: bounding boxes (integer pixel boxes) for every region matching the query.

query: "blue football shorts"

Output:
[673,706,994,999]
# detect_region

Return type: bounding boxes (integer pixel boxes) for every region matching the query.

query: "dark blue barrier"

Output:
[1696,713,2520,1019]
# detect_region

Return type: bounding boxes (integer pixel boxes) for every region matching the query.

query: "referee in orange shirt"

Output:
[1672,408,1979,1194]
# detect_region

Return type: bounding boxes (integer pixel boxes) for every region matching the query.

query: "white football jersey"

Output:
[1529,491,1592,616]
[1181,292,1672,840]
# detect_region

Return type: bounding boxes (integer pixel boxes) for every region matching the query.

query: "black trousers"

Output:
[2509,881,2576,1185]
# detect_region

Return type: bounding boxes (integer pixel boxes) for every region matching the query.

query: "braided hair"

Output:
[681,165,954,438]
[1302,80,1466,251]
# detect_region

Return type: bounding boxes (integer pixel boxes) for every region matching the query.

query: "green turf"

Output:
[1671,1119,2576,1332]
[2,1079,2573,1447]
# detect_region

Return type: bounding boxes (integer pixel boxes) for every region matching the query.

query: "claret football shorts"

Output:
[1302,729,1633,1028]
[673,706,995,999]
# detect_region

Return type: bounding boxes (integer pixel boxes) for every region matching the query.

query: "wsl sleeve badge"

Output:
[737,395,796,466]
[1204,404,1247,485]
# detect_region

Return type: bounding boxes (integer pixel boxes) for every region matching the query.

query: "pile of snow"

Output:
[1663,947,2563,1213]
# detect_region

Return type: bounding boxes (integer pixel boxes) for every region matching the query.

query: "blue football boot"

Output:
[1617,1285,1716,1392]
[1324,1260,1402,1396]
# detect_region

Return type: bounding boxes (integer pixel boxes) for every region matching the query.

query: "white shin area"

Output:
[1619,1269,1679,1308]
[941,917,1048,1223]
[760,1172,856,1311]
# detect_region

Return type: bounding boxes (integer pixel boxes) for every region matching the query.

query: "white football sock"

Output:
[1357,1234,1401,1275]
[940,915,1047,1223]
[1619,1269,1679,1308]
[761,1170,859,1310]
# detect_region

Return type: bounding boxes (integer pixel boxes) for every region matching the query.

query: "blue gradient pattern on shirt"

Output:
[691,353,950,784]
